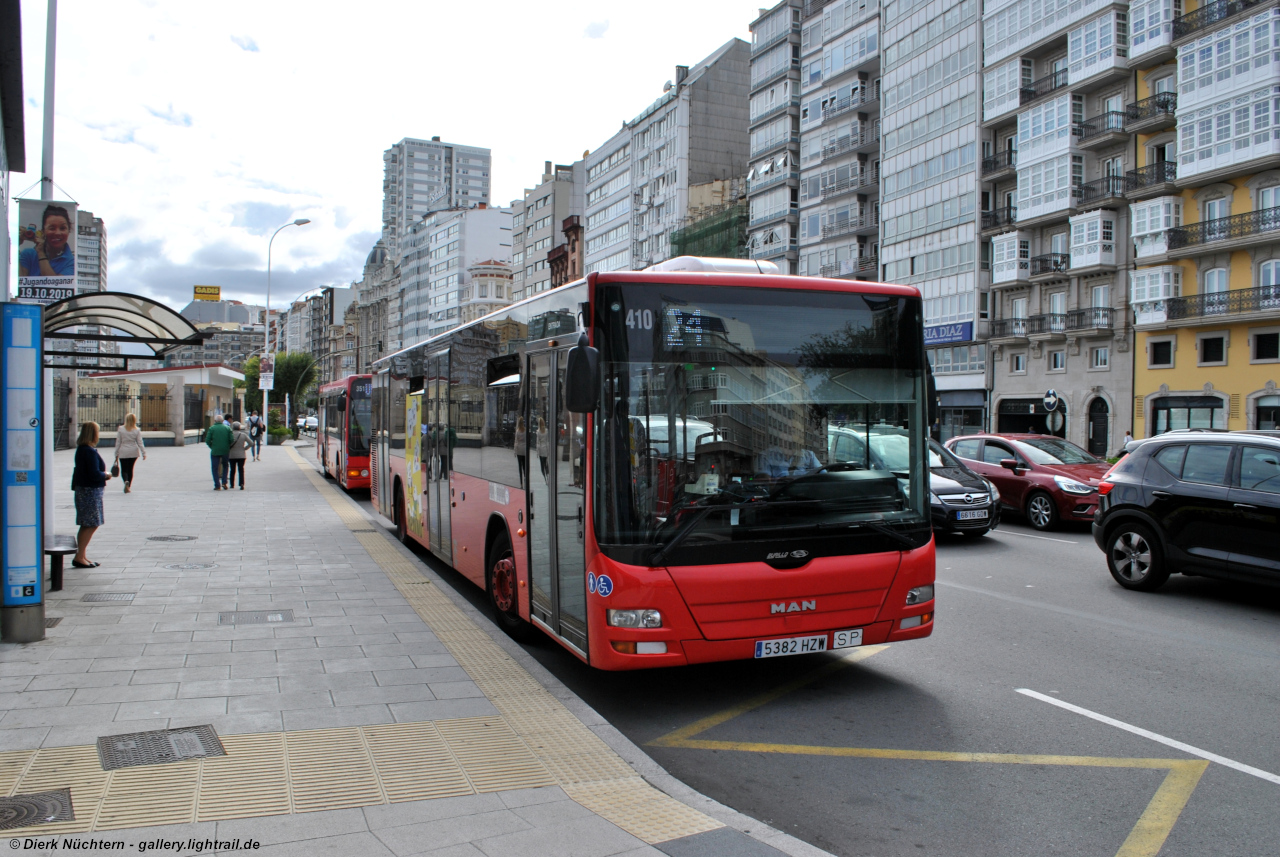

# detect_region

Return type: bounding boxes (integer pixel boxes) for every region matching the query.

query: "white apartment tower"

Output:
[583,39,751,274]
[382,137,492,256]
[511,160,584,301]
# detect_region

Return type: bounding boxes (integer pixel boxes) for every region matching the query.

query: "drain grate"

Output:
[0,788,74,830]
[218,609,293,626]
[44,617,62,628]
[147,535,197,542]
[164,562,218,570]
[81,593,135,603]
[97,725,225,771]
[350,529,377,533]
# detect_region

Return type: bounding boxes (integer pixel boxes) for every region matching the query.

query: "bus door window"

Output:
[527,352,555,627]
[428,351,452,564]
[555,349,587,652]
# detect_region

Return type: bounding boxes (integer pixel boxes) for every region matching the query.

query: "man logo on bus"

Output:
[771,601,816,614]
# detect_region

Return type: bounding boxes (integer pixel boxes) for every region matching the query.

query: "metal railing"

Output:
[1028,313,1067,334]
[752,26,798,56]
[982,149,1017,176]
[818,255,879,279]
[1126,161,1177,191]
[1168,206,1280,249]
[76,392,171,434]
[856,254,879,274]
[1173,0,1265,39]
[982,206,1017,230]
[1128,92,1177,124]
[822,91,879,123]
[1020,69,1068,104]
[1031,253,1071,276]
[1067,307,1116,329]
[748,169,798,194]
[820,170,880,200]
[749,207,797,229]
[822,128,880,160]
[1075,175,1128,205]
[1075,111,1128,141]
[991,318,1029,338]
[822,214,877,239]
[1168,285,1280,320]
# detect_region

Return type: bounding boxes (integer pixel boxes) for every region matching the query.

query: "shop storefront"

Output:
[997,398,1067,437]
[926,322,988,441]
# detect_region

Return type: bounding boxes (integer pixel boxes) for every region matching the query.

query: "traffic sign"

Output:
[1043,389,1059,411]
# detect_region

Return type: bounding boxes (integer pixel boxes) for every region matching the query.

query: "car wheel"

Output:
[488,533,533,640]
[1105,523,1169,591]
[1025,491,1058,531]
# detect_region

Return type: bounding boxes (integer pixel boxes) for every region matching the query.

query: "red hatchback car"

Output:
[944,434,1112,530]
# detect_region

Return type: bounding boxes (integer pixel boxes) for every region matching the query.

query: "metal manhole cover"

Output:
[44,617,62,628]
[164,563,218,570]
[218,609,294,626]
[147,535,198,542]
[97,726,225,771]
[0,788,74,830]
[81,593,135,603]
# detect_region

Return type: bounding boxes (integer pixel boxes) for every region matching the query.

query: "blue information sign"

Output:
[924,322,974,346]
[2,304,43,606]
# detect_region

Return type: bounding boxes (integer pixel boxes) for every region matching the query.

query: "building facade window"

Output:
[1091,346,1110,368]
[1198,333,1227,365]
[1149,336,1176,367]
[1252,328,1280,362]
[1049,349,1067,370]
[1011,352,1027,373]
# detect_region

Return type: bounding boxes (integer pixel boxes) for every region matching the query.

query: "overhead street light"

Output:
[262,218,310,436]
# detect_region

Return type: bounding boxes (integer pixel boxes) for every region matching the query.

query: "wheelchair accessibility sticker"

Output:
[588,573,614,597]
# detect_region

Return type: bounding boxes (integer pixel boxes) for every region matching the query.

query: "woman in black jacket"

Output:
[71,421,111,568]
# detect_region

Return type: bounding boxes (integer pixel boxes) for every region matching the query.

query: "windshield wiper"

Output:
[648,505,717,567]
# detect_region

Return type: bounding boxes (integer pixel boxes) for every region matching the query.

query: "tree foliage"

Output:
[240,352,318,412]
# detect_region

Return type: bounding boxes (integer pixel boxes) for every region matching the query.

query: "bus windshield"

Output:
[348,380,372,457]
[595,283,929,559]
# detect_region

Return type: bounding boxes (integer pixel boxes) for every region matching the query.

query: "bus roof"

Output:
[318,374,371,395]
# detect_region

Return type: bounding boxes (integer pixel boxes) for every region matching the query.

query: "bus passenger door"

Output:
[555,349,588,653]
[527,351,556,631]
[405,390,427,543]
[429,350,453,564]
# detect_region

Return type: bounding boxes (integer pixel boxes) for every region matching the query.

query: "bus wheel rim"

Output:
[493,557,516,612]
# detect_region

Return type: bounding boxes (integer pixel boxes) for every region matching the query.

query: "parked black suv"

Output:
[1093,432,1280,591]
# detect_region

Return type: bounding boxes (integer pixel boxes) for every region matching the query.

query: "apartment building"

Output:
[382,137,492,256]
[352,240,402,373]
[582,39,750,274]
[1127,0,1280,436]
[165,324,265,371]
[747,0,802,271]
[461,261,514,325]
[75,210,107,294]
[511,160,584,301]
[978,0,1139,454]
[398,204,512,344]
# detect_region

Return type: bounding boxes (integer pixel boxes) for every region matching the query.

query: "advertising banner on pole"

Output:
[259,353,274,391]
[15,198,78,306]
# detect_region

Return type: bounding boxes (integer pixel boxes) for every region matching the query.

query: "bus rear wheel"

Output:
[488,533,532,641]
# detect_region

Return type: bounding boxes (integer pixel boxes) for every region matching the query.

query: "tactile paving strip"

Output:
[286,447,723,844]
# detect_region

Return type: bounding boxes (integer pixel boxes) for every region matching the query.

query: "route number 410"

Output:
[626,309,654,330]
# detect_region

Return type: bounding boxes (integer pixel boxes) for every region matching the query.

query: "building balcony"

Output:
[1126,92,1177,134]
[981,206,1017,233]
[750,238,798,260]
[1132,300,1171,326]
[1173,0,1267,40]
[1074,112,1128,149]
[1074,176,1126,208]
[1028,313,1068,338]
[1130,24,1176,64]
[820,254,879,279]
[749,207,798,229]
[820,170,880,202]
[1168,285,1280,322]
[751,25,799,56]
[751,60,800,95]
[822,128,880,161]
[1168,206,1280,254]
[748,170,799,195]
[1067,306,1116,331]
[1031,253,1071,278]
[982,149,1017,181]
[822,91,879,123]
[750,134,800,159]
[822,214,878,240]
[1020,69,1068,105]
[1125,161,1177,200]
[750,96,801,129]
[990,318,1030,340]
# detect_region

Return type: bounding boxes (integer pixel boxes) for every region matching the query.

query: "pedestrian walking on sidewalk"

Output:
[205,414,234,490]
[71,421,111,568]
[246,410,265,461]
[227,421,251,490]
[113,413,146,493]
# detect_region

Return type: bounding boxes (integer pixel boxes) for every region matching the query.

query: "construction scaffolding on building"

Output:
[670,202,749,260]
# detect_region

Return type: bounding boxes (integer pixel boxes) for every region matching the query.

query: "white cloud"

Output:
[584,20,609,39]
[11,0,758,312]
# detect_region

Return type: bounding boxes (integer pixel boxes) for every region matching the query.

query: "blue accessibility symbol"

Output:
[595,575,614,597]
[587,572,597,594]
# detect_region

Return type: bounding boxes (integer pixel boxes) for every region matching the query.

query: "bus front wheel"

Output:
[488,533,532,641]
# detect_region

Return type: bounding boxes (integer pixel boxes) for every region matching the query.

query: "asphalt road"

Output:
[353,483,1280,857]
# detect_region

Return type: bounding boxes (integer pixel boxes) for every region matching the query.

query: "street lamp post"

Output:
[263,219,310,441]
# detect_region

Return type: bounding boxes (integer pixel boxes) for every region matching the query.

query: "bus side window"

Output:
[483,355,522,489]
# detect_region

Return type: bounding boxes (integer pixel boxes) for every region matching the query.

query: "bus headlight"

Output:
[905,585,934,605]
[607,609,663,628]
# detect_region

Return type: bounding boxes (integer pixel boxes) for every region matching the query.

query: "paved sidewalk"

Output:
[0,441,829,857]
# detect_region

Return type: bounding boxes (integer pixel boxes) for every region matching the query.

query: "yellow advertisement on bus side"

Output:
[405,392,426,540]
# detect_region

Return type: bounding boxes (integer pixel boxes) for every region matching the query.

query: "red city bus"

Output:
[370,258,935,670]
[318,374,373,490]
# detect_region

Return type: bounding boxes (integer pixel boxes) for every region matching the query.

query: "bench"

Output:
[44,535,78,592]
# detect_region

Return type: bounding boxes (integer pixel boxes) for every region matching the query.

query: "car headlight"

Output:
[984,479,1000,502]
[1053,475,1094,495]
[607,609,662,628]
[930,491,942,505]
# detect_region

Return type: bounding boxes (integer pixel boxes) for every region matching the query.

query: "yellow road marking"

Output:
[650,645,1208,857]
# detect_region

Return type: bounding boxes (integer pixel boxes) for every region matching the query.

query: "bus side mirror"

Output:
[338,393,347,412]
[565,338,600,413]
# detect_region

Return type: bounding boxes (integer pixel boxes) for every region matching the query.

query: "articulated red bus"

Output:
[317,374,373,490]
[370,258,935,670]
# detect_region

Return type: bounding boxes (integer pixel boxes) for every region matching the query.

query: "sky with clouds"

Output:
[9,0,762,312]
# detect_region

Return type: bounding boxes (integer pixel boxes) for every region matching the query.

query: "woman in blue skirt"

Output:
[71,421,112,568]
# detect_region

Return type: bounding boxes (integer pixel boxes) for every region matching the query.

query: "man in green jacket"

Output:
[205,414,235,490]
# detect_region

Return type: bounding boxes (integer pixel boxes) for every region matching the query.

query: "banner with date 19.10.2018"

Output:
[15,197,78,306]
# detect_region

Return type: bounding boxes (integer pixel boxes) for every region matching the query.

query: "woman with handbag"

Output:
[114,413,146,493]
[72,421,111,568]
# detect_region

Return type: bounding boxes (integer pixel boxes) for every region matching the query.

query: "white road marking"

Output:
[1017,689,1280,786]
[997,529,1079,545]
